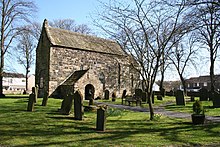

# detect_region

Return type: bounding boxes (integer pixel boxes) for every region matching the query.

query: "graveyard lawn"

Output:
[165,97,220,116]
[0,97,220,146]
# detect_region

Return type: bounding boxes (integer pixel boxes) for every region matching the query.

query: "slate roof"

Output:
[43,19,126,56]
[60,69,89,86]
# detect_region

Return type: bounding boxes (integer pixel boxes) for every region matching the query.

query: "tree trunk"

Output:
[210,54,215,93]
[147,91,154,120]
[25,68,28,91]
[180,74,187,94]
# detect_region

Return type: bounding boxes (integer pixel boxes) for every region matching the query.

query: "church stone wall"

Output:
[49,47,137,98]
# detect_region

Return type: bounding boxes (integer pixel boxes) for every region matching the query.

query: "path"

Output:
[95,101,220,123]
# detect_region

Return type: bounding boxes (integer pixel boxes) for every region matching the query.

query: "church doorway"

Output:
[85,84,95,100]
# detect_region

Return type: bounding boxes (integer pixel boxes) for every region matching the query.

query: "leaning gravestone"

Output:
[104,90,109,100]
[59,94,74,115]
[74,91,83,120]
[96,105,108,131]
[27,93,35,111]
[212,91,220,108]
[175,90,185,105]
[199,88,209,101]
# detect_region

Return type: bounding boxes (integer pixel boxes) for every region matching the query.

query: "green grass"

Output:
[165,97,220,116]
[0,97,220,146]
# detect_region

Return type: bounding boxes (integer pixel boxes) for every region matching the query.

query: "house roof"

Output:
[186,75,220,83]
[43,19,126,56]
[3,72,25,78]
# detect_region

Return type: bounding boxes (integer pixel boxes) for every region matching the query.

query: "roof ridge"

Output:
[47,26,117,44]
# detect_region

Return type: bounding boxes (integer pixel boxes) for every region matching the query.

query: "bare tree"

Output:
[0,0,36,97]
[49,19,92,34]
[169,33,198,93]
[96,0,189,120]
[14,26,35,91]
[185,0,220,92]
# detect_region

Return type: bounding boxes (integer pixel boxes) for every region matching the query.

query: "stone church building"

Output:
[35,19,139,99]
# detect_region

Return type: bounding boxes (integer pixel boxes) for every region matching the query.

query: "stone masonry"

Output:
[35,19,139,99]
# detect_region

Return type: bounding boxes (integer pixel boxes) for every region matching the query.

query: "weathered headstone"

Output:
[59,94,74,115]
[104,90,109,100]
[74,91,83,120]
[42,90,49,106]
[157,95,163,100]
[27,93,35,111]
[96,105,108,131]
[142,91,147,102]
[121,89,127,105]
[112,92,116,102]
[32,87,38,103]
[175,90,185,105]
[212,91,220,108]
[199,88,209,101]
[135,89,142,100]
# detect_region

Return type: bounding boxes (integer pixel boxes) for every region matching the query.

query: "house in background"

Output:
[185,75,220,91]
[3,72,35,94]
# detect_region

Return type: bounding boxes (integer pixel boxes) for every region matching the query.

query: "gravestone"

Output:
[142,91,147,102]
[112,92,116,102]
[32,87,38,103]
[59,94,74,115]
[74,91,83,120]
[135,89,142,100]
[104,90,110,100]
[212,91,220,108]
[42,90,49,106]
[175,90,185,105]
[27,93,35,111]
[157,95,163,100]
[96,105,108,131]
[121,90,127,105]
[199,88,209,101]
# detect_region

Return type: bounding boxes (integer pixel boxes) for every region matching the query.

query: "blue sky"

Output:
[8,0,219,80]
[36,0,101,27]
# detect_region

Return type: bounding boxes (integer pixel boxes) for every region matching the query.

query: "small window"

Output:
[22,80,25,82]
[204,82,207,86]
